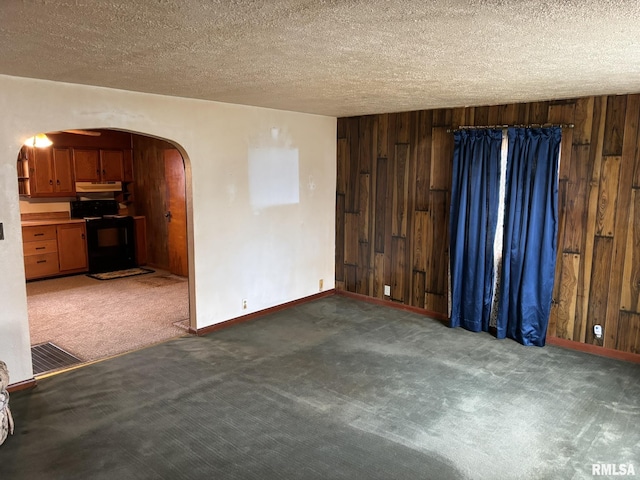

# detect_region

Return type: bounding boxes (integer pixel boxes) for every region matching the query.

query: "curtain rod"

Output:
[446,123,574,133]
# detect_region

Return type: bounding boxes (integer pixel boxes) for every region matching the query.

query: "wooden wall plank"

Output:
[337,118,347,139]
[358,116,374,174]
[377,114,389,159]
[346,118,360,212]
[415,110,432,211]
[425,293,448,315]
[586,236,613,344]
[635,113,640,188]
[527,101,549,124]
[413,210,429,272]
[335,194,345,282]
[621,189,640,312]
[412,270,426,308]
[633,315,640,354]
[384,148,394,288]
[374,253,385,299]
[552,180,567,303]
[359,173,370,243]
[337,138,348,195]
[345,265,357,293]
[603,95,627,156]
[344,213,359,265]
[596,156,621,238]
[555,253,580,340]
[473,106,489,126]
[392,144,410,237]
[563,145,590,252]
[451,108,465,128]
[497,103,518,125]
[432,109,451,127]
[430,127,452,190]
[573,97,595,145]
[604,94,640,348]
[374,158,387,253]
[615,312,632,352]
[616,312,640,353]
[426,191,448,295]
[391,236,406,301]
[357,242,370,296]
[396,112,411,144]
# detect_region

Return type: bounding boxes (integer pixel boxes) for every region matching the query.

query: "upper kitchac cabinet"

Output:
[17,129,134,202]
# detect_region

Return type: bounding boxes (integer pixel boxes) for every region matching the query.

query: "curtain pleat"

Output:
[496,127,562,346]
[449,129,503,332]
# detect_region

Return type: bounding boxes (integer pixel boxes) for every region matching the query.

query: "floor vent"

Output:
[31,342,82,376]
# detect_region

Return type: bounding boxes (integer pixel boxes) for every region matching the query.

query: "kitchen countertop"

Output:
[21,218,87,227]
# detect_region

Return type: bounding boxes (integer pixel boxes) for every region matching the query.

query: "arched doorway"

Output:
[17,128,195,376]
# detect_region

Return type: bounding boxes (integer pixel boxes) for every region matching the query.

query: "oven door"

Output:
[85,217,136,273]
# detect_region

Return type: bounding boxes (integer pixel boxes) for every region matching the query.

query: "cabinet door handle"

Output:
[36,247,45,250]
[81,234,85,240]
[49,179,53,185]
[96,169,100,176]
[56,179,60,185]
[36,260,47,264]
[34,233,44,237]
[102,169,106,175]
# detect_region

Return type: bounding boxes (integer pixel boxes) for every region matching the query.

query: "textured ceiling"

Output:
[2,0,640,117]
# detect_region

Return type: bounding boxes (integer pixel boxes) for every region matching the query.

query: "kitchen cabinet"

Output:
[22,225,59,279]
[17,146,75,197]
[73,148,128,182]
[22,222,88,280]
[57,223,88,273]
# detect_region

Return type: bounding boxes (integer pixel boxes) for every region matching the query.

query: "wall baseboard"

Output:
[195,289,336,336]
[546,336,640,364]
[335,289,449,321]
[7,378,37,393]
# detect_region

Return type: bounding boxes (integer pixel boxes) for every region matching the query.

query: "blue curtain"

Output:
[496,127,562,346]
[449,129,502,332]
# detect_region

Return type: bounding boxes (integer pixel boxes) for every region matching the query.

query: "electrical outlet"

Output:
[319,279,324,291]
[594,324,603,338]
[242,299,248,310]
[384,285,391,296]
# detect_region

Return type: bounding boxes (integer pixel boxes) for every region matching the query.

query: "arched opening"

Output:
[17,128,196,376]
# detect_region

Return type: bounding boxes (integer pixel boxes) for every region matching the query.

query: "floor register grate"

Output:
[31,342,82,376]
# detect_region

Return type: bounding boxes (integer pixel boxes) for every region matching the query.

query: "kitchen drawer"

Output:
[22,225,57,242]
[23,239,58,256]
[24,253,59,279]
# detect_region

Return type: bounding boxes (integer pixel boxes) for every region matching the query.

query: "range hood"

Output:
[75,181,122,193]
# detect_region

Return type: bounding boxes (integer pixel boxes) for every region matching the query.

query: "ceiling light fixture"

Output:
[23,133,53,148]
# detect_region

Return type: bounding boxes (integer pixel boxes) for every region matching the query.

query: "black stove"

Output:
[71,200,136,273]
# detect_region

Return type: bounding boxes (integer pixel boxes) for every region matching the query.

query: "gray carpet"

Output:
[2,296,639,479]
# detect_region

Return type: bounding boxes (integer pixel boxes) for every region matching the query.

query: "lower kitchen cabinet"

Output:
[22,222,88,280]
[57,223,88,273]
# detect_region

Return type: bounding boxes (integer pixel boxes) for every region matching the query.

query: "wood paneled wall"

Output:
[131,134,174,270]
[336,94,640,353]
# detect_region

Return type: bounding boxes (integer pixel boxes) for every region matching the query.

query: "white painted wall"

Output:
[0,75,336,384]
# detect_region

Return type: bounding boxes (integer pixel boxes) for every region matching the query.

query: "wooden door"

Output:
[57,223,88,272]
[100,150,124,181]
[31,147,55,195]
[52,148,75,194]
[164,149,188,277]
[74,149,100,181]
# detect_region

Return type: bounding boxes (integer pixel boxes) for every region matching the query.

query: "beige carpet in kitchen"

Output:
[27,269,190,363]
